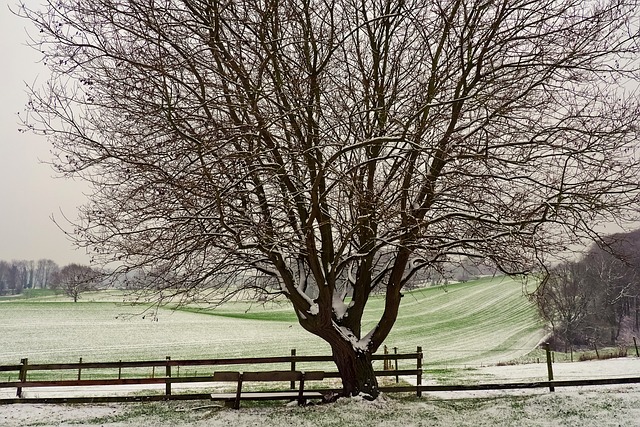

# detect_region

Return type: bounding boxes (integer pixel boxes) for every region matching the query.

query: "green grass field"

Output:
[0,276,545,369]
[10,278,640,427]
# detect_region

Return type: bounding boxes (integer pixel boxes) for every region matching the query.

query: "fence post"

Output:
[17,358,28,398]
[634,337,639,357]
[118,360,122,379]
[383,345,389,370]
[393,347,399,383]
[290,349,296,390]
[416,346,423,397]
[78,357,83,381]
[545,343,555,392]
[165,356,172,396]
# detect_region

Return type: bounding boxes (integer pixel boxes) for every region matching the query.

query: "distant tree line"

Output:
[0,259,102,301]
[0,259,59,294]
[532,230,640,350]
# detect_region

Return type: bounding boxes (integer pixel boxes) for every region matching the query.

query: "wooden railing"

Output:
[4,345,639,405]
[0,347,423,404]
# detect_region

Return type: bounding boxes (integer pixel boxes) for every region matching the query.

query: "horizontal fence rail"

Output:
[377,377,640,395]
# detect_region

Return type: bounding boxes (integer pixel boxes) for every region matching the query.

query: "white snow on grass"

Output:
[1,278,632,425]
[2,382,640,426]
[0,302,330,365]
[0,276,544,370]
[480,356,640,382]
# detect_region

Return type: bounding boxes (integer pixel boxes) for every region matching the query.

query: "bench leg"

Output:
[234,373,244,410]
[297,372,306,406]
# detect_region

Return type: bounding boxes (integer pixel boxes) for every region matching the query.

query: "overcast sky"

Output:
[1,1,90,265]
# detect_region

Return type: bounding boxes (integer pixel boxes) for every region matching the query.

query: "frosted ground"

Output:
[0,277,545,367]
[2,278,639,425]
[2,358,640,426]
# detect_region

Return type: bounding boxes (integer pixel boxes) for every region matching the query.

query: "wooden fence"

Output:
[2,344,640,405]
[0,347,423,404]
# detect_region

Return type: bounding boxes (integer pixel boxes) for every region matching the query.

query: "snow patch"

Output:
[333,324,371,351]
[332,293,348,320]
[307,303,319,315]
[294,286,318,316]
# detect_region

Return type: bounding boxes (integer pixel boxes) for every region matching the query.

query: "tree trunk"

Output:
[330,341,379,399]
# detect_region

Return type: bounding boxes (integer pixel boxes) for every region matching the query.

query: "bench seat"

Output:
[210,390,326,401]
[209,370,328,408]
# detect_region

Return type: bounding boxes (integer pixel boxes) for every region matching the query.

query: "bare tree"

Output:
[533,262,599,349]
[34,259,59,289]
[52,263,100,302]
[585,230,640,339]
[0,261,9,295]
[0,259,58,292]
[20,0,640,398]
[5,260,33,294]
[533,230,640,348]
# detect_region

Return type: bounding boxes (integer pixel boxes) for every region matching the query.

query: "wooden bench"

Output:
[210,370,328,409]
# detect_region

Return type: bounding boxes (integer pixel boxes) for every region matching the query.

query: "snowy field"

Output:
[0,277,545,369]
[0,299,330,364]
[5,278,634,425]
[2,358,640,427]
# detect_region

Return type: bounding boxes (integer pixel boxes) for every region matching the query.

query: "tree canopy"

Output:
[53,263,100,302]
[20,0,640,398]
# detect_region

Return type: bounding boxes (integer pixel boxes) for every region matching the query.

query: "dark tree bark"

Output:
[331,343,378,398]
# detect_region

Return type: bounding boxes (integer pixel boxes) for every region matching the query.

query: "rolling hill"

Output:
[0,276,545,368]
